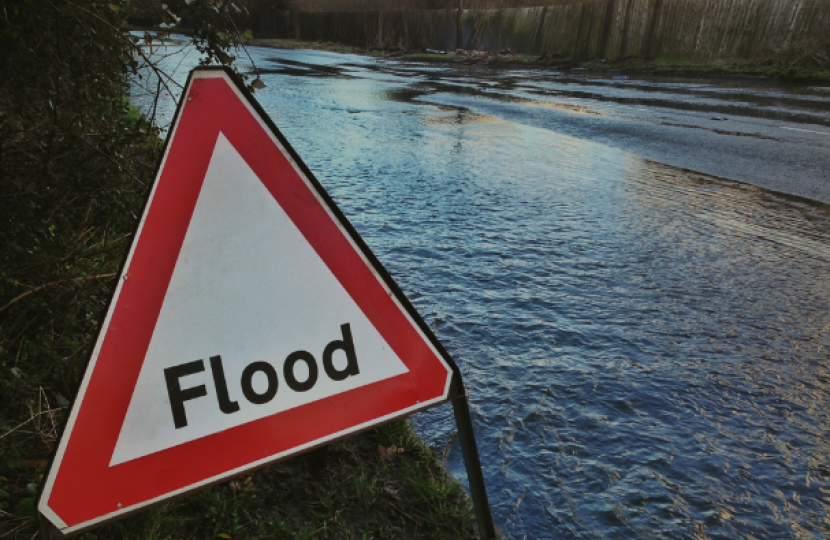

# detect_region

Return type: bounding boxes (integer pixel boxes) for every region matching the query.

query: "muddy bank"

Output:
[250,38,830,83]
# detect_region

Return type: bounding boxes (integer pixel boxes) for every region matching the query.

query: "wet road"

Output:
[270,54,830,204]
[134,44,830,539]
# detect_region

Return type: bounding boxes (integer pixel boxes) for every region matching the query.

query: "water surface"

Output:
[133,44,830,539]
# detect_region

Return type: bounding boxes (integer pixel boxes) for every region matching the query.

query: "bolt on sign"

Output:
[37,67,495,539]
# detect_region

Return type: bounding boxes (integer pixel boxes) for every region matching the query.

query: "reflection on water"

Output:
[132,45,830,539]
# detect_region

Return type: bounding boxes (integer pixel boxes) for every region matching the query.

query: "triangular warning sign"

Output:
[39,67,454,535]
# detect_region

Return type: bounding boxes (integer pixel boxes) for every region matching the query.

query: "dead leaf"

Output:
[384,485,401,502]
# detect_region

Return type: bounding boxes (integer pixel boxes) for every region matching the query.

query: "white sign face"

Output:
[111,134,409,465]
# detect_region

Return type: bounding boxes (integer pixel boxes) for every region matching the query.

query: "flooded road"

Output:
[266,53,830,204]
[134,45,830,539]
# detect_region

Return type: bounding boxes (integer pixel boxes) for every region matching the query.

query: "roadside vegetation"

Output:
[76,421,475,540]
[0,2,476,539]
[578,39,830,82]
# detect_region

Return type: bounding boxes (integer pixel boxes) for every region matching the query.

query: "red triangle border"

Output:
[39,67,455,533]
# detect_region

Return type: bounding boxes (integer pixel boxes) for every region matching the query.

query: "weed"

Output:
[375,419,418,450]
[23,421,479,540]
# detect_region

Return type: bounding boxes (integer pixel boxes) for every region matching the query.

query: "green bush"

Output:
[0,2,251,537]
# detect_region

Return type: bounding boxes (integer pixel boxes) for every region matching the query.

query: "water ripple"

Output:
[133,46,830,539]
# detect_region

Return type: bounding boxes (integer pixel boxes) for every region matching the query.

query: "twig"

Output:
[0,519,35,538]
[52,0,182,99]
[228,17,259,81]
[0,273,116,314]
[77,135,146,187]
[0,407,66,442]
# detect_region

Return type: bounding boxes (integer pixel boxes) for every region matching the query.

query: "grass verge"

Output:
[578,55,830,83]
[1,417,477,539]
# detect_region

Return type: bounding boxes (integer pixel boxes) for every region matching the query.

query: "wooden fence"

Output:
[261,0,830,60]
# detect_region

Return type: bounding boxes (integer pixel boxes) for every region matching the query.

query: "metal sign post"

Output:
[450,371,497,539]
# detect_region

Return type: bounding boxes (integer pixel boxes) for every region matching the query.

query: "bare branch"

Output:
[53,0,182,99]
[0,273,117,314]
[0,407,67,442]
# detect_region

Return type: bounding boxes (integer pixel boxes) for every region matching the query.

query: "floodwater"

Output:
[133,43,830,539]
